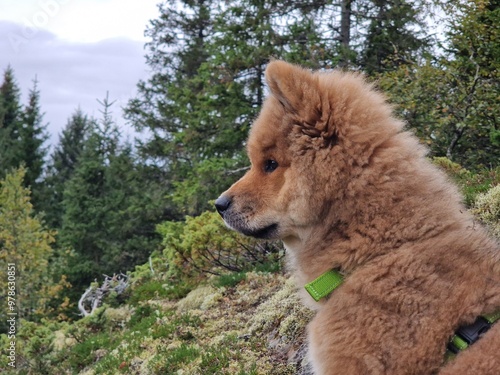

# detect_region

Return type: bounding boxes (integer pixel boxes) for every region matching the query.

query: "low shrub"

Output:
[213,271,248,288]
[1,319,66,374]
[66,331,116,371]
[157,210,283,279]
[127,304,155,329]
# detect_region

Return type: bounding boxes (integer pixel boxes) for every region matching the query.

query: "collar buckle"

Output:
[304,269,344,302]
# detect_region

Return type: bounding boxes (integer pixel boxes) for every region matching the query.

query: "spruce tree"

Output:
[51,109,91,185]
[61,125,108,290]
[360,0,429,74]
[0,66,23,176]
[0,68,48,209]
[377,0,500,169]
[61,96,165,296]
[61,97,119,290]
[20,77,48,198]
[125,0,219,215]
[42,109,91,228]
[126,0,213,162]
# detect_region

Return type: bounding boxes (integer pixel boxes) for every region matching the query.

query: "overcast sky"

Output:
[0,0,160,148]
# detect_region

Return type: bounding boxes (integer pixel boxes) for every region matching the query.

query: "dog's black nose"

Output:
[215,195,232,215]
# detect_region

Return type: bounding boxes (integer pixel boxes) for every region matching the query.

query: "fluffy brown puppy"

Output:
[215,60,500,374]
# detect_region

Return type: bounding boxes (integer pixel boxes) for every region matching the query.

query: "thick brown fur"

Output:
[216,61,500,374]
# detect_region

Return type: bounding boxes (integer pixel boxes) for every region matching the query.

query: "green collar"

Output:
[304,269,344,302]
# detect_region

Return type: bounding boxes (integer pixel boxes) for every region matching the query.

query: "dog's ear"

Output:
[265,61,335,144]
[265,61,321,115]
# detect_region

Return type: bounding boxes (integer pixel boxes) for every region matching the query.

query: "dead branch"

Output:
[78,273,129,317]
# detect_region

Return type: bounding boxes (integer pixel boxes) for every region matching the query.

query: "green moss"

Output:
[248,277,313,340]
[128,280,174,305]
[104,306,133,330]
[177,285,221,311]
[127,304,155,329]
[199,343,232,372]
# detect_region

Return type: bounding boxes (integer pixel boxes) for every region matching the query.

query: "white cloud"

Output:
[0,0,160,150]
[0,20,151,148]
[0,0,159,43]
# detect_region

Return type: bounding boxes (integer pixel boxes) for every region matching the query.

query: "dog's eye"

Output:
[264,159,278,173]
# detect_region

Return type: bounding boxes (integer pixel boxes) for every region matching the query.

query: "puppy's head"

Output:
[215,61,402,240]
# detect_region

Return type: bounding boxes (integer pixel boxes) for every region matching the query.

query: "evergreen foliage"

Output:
[42,109,92,228]
[126,0,436,215]
[0,66,24,176]
[19,78,48,197]
[378,0,500,168]
[60,95,166,297]
[360,0,430,73]
[441,0,500,166]
[0,68,48,197]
